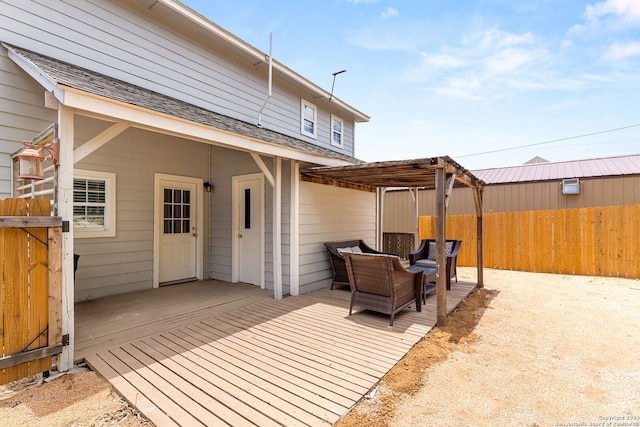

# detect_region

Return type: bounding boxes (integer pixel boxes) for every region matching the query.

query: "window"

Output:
[561,178,580,195]
[331,115,344,148]
[300,99,317,138]
[163,187,191,234]
[73,170,116,237]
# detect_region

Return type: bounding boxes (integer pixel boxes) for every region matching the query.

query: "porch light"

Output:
[16,139,58,180]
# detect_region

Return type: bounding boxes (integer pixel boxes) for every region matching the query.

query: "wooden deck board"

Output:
[80,280,476,426]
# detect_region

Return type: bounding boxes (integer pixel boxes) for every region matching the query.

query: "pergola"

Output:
[301,156,486,325]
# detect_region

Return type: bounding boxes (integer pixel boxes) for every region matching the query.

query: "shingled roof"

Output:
[473,154,640,184]
[6,44,361,165]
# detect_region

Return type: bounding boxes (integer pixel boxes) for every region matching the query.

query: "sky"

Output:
[180,0,640,170]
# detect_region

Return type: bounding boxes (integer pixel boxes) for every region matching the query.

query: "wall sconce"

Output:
[203,182,213,192]
[16,139,58,180]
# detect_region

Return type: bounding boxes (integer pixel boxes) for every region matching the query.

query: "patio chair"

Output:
[408,239,462,290]
[324,240,395,290]
[344,252,423,326]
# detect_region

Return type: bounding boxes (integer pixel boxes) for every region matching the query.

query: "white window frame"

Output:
[73,169,116,238]
[300,99,318,139]
[331,115,344,148]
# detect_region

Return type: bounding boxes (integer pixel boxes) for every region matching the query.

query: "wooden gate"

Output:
[0,198,63,385]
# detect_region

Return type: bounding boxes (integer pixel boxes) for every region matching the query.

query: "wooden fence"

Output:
[0,198,63,385]
[419,205,640,278]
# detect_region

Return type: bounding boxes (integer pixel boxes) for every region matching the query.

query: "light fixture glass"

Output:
[17,147,45,180]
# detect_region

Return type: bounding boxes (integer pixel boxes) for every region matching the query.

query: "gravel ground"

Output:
[340,267,640,427]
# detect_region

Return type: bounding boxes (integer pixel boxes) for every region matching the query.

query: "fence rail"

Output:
[419,205,640,278]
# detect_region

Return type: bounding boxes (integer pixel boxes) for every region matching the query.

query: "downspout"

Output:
[258,33,273,127]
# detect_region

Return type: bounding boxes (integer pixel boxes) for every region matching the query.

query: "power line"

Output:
[456,123,640,158]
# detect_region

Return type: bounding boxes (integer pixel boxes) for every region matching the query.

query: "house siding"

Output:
[0,0,356,158]
[73,120,210,301]
[0,47,56,198]
[208,149,294,293]
[298,181,377,293]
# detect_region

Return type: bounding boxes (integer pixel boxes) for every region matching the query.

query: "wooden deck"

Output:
[76,280,476,427]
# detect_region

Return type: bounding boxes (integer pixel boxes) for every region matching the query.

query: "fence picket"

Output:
[29,199,53,376]
[418,204,640,279]
[1,199,30,383]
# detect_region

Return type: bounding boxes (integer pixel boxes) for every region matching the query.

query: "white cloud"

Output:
[585,0,640,22]
[479,29,535,50]
[381,7,398,20]
[603,41,640,59]
[403,27,549,100]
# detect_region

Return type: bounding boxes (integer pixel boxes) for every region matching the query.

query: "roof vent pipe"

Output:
[258,33,273,127]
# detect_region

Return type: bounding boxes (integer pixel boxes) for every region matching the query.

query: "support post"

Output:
[473,186,484,288]
[57,105,74,370]
[435,168,447,326]
[272,156,282,299]
[289,161,300,296]
[411,188,419,250]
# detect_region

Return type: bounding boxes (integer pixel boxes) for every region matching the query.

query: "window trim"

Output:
[300,98,318,139]
[73,169,116,238]
[330,114,344,148]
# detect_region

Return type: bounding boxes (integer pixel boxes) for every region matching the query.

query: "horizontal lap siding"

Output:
[0,48,56,198]
[299,182,376,293]
[0,0,356,157]
[74,122,210,300]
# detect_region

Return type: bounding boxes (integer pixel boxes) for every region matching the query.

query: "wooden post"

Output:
[48,226,63,347]
[473,186,484,288]
[435,168,447,326]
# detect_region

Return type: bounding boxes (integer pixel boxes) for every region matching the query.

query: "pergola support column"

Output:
[435,168,447,326]
[473,186,484,288]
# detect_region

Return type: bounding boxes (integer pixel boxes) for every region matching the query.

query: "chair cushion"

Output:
[428,241,454,260]
[416,259,436,268]
[428,242,436,260]
[446,241,454,255]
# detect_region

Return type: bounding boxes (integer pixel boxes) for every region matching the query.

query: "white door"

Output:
[234,175,263,286]
[159,179,197,284]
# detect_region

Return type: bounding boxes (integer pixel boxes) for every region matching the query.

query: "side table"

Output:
[406,265,437,304]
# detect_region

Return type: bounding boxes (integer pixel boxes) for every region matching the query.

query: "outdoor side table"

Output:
[406,265,437,304]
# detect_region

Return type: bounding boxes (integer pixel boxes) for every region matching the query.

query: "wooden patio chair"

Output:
[344,252,423,326]
[408,239,462,290]
[324,240,395,290]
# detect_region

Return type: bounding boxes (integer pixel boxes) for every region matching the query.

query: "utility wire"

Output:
[456,123,640,158]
